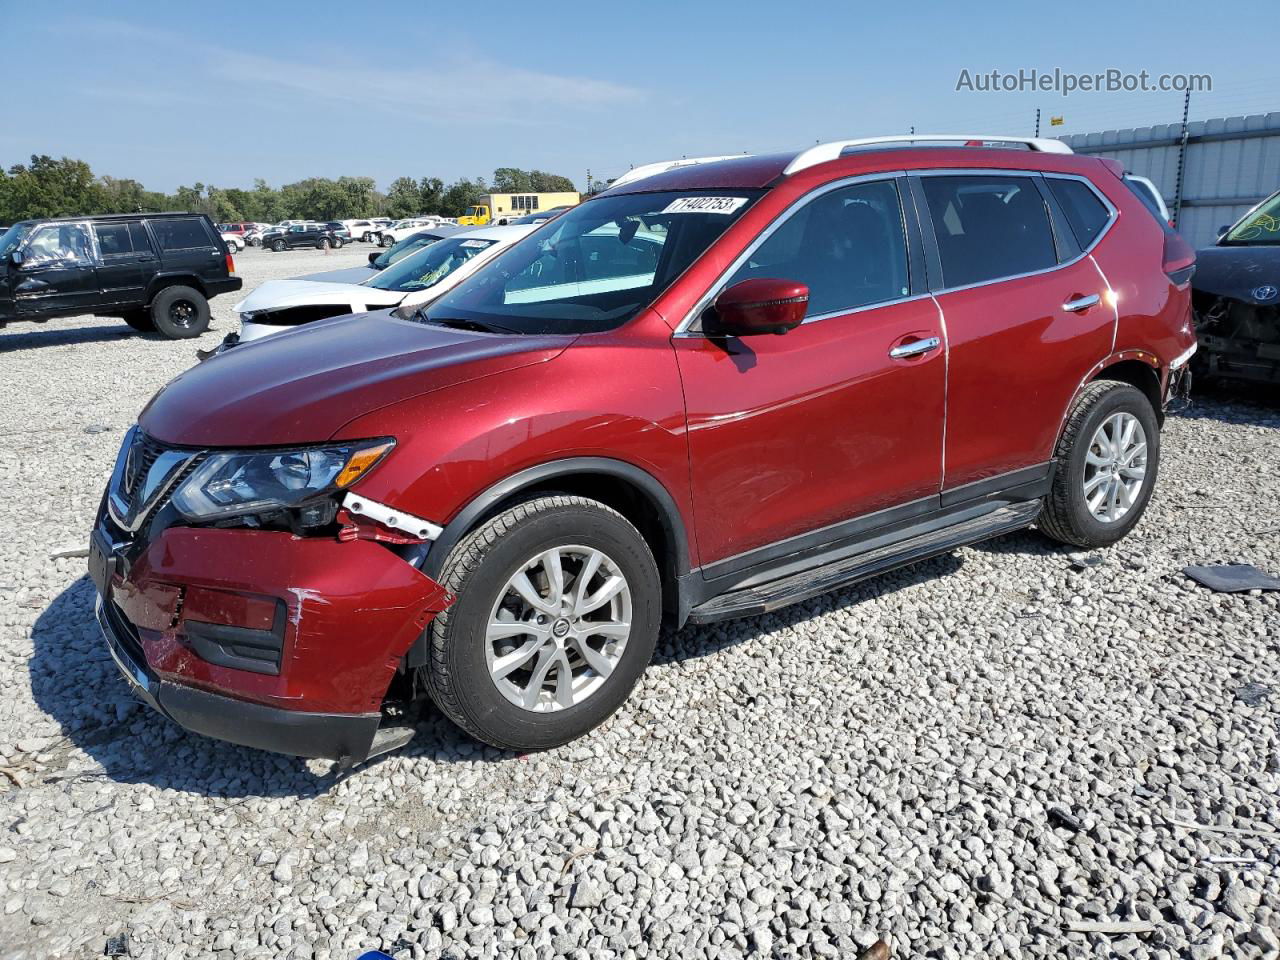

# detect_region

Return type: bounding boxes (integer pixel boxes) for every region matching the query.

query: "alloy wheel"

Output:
[1083,411,1148,523]
[486,545,633,712]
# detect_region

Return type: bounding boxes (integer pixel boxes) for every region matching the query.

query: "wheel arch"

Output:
[1056,352,1166,454]
[145,273,208,304]
[418,457,693,623]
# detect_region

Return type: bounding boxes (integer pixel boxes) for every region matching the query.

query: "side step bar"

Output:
[687,501,1040,624]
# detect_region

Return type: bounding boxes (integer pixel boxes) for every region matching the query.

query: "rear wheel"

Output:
[380,234,393,247]
[317,237,331,250]
[1038,380,1160,548]
[425,495,660,751]
[149,285,210,339]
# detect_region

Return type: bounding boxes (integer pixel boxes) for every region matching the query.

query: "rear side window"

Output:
[128,222,153,253]
[1046,178,1112,248]
[149,218,211,250]
[94,223,133,257]
[921,175,1057,287]
[727,179,909,316]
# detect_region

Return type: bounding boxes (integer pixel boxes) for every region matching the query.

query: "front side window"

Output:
[1223,191,1280,245]
[724,179,909,317]
[424,189,760,335]
[149,217,211,251]
[23,223,92,266]
[0,223,30,258]
[1047,178,1112,248]
[922,175,1057,287]
[364,236,497,293]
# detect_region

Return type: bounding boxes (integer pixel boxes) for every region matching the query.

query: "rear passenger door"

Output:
[913,172,1115,494]
[146,217,221,280]
[92,221,155,307]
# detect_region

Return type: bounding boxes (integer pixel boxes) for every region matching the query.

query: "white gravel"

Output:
[1,246,1279,959]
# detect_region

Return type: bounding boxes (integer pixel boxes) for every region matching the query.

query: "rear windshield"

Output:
[364,236,496,292]
[423,189,761,335]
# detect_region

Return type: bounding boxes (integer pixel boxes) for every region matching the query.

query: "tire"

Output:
[380,234,393,247]
[333,237,344,248]
[149,285,211,339]
[122,309,155,333]
[318,238,330,250]
[1037,380,1160,548]
[271,239,286,252]
[425,495,661,751]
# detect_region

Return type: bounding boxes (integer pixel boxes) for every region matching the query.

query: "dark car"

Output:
[366,226,463,269]
[92,136,1194,762]
[261,224,345,252]
[0,212,241,339]
[1191,188,1280,384]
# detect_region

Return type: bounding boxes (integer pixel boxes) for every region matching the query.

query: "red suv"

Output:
[91,136,1196,763]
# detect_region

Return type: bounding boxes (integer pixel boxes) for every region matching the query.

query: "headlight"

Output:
[171,440,393,521]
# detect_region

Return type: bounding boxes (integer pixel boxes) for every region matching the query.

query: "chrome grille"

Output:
[107,428,199,532]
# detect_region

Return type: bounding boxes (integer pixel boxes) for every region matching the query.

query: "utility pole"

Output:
[1172,90,1192,227]
[910,125,915,135]
[1035,108,1041,137]
[586,168,591,194]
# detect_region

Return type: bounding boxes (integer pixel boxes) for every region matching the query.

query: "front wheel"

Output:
[380,234,393,247]
[271,239,285,252]
[425,495,660,751]
[1038,380,1160,548]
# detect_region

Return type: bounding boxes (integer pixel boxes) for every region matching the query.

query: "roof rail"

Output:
[609,155,746,189]
[783,135,1073,175]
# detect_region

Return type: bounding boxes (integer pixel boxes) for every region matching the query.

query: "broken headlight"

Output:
[171,440,393,521]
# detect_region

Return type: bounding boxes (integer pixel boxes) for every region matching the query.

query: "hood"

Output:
[233,278,404,315]
[1193,245,1280,303]
[299,265,379,284]
[138,310,572,447]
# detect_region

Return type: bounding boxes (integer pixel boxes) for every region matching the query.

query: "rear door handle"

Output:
[1063,294,1101,312]
[889,336,941,359]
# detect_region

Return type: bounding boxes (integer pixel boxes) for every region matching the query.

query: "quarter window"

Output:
[725,179,910,317]
[921,175,1058,287]
[1047,178,1111,248]
[149,218,211,251]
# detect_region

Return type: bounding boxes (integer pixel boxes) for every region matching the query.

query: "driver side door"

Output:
[14,222,100,318]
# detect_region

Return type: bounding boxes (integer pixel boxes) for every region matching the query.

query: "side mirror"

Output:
[9,250,23,267]
[710,278,808,336]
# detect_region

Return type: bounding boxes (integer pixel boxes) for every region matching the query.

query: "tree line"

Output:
[0,156,579,224]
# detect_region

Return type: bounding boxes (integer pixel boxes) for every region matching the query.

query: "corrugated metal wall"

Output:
[1060,112,1280,247]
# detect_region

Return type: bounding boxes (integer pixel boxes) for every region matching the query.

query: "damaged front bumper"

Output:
[90,520,452,763]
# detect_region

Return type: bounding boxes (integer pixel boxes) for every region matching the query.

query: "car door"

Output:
[913,172,1115,492]
[91,221,155,307]
[673,177,946,569]
[13,222,100,318]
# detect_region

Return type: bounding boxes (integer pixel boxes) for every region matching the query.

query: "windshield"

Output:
[363,236,496,292]
[464,206,484,218]
[423,189,760,335]
[372,232,442,270]
[1223,191,1280,245]
[0,223,30,258]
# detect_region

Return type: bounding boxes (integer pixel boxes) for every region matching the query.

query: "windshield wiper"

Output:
[408,308,520,334]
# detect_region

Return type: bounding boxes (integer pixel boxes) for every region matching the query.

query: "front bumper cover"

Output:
[97,596,382,761]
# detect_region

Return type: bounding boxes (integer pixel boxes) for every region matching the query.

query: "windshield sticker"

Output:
[460,239,490,248]
[661,196,748,215]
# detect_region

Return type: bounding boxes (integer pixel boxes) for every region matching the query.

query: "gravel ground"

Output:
[1,246,1279,959]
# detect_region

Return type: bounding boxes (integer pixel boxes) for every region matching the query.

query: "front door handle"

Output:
[1063,294,1101,312]
[889,336,941,359]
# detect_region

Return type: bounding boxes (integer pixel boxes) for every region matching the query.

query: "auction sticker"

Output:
[661,196,748,215]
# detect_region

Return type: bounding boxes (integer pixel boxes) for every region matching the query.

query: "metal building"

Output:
[1060,112,1280,247]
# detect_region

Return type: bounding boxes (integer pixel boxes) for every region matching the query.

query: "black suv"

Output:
[0,213,241,339]
[261,224,345,252]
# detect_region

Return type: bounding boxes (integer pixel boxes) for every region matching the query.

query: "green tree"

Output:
[440,177,488,218]
[1,155,106,219]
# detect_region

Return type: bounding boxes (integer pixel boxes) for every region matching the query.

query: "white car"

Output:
[223,224,534,348]
[220,232,245,253]
[1123,174,1172,226]
[377,217,445,247]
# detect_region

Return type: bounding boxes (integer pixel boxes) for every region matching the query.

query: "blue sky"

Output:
[4,1,1278,193]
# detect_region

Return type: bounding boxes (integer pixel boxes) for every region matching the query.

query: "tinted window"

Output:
[1047,178,1111,248]
[922,175,1057,287]
[149,218,211,250]
[94,223,133,257]
[128,222,152,253]
[726,179,909,316]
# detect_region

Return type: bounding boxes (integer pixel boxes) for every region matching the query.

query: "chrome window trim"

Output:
[912,168,1118,296]
[673,171,911,337]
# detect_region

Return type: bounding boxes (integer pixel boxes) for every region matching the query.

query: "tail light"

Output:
[226,253,237,276]
[1162,229,1195,286]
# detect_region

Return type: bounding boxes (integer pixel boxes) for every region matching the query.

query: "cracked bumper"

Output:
[91,523,452,760]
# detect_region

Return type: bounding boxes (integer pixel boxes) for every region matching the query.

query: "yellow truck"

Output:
[458,191,580,226]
